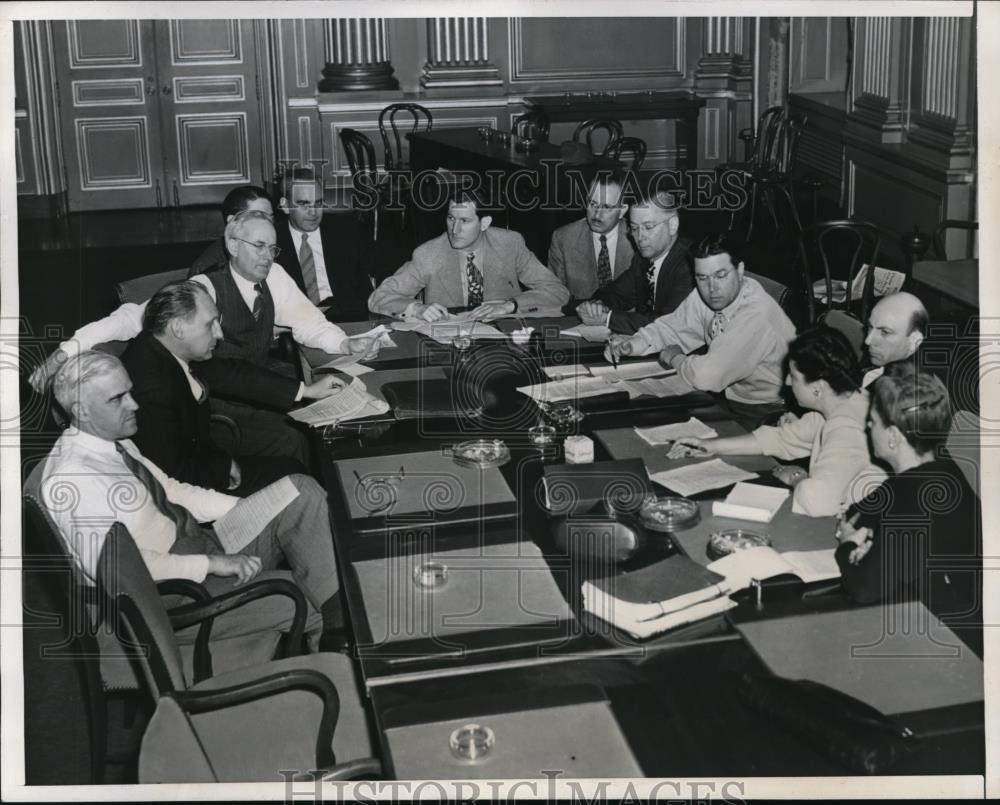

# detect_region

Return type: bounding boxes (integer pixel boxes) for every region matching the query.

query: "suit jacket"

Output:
[368,227,570,316]
[547,218,635,300]
[273,213,372,322]
[593,237,693,335]
[120,331,299,490]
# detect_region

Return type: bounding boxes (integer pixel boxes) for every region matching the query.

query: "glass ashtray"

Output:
[449,723,495,760]
[451,439,510,469]
[706,529,773,561]
[543,402,584,429]
[528,424,556,446]
[413,561,448,590]
[639,496,701,532]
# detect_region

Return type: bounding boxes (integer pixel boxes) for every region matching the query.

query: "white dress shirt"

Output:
[40,429,238,584]
[287,225,334,301]
[591,228,621,269]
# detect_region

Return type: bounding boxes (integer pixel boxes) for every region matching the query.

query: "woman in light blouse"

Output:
[669,325,878,516]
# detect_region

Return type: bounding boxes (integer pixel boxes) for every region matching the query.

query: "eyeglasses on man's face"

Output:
[627,219,668,236]
[232,237,281,259]
[588,200,621,213]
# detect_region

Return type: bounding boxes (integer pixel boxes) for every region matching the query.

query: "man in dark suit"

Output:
[548,174,634,300]
[273,166,373,322]
[577,190,693,335]
[121,280,313,495]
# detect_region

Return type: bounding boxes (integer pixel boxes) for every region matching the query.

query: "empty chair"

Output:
[377,102,432,172]
[607,136,647,172]
[798,219,882,326]
[339,127,388,242]
[572,118,624,157]
[116,268,190,305]
[94,524,380,782]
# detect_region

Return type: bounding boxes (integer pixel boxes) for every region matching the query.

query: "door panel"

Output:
[54,19,161,210]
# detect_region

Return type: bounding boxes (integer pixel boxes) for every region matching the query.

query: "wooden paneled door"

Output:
[54,19,267,211]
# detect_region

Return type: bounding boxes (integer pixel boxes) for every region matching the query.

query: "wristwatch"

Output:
[506,298,518,314]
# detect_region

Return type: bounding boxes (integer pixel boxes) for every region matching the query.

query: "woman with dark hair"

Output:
[835,362,981,656]
[669,325,878,516]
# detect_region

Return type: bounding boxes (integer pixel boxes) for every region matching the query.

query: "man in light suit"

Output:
[577,190,693,335]
[368,191,570,321]
[548,173,634,300]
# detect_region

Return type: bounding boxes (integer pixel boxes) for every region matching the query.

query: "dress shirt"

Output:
[592,229,620,268]
[40,429,237,585]
[62,263,350,359]
[862,366,884,388]
[287,225,333,301]
[631,277,796,405]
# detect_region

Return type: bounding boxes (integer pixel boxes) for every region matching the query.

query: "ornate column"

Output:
[694,17,753,166]
[319,19,398,91]
[421,18,502,90]
[848,17,910,143]
[696,17,752,82]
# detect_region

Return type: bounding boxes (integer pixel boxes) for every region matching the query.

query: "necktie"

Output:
[252,282,264,321]
[642,259,656,313]
[466,252,484,307]
[299,232,321,304]
[596,235,612,287]
[115,442,201,539]
[709,311,726,339]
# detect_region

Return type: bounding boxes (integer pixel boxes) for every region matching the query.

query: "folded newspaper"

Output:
[286,377,389,426]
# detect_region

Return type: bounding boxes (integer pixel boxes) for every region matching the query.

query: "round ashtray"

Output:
[449,723,495,760]
[639,496,701,532]
[706,529,773,561]
[544,403,584,429]
[413,561,448,590]
[452,439,510,468]
[528,424,556,446]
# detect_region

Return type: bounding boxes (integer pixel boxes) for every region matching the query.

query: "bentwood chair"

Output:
[378,102,433,172]
[94,524,380,782]
[798,219,882,327]
[607,136,647,173]
[572,119,624,157]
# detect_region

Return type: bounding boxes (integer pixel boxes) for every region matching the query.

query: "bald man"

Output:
[862,292,928,387]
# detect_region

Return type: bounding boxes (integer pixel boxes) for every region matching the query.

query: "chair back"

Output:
[572,119,624,157]
[607,136,647,173]
[818,309,865,363]
[96,523,189,698]
[743,271,800,326]
[378,102,433,171]
[116,268,190,306]
[798,219,882,324]
[773,111,807,176]
[749,106,787,172]
[339,128,379,185]
[512,110,551,142]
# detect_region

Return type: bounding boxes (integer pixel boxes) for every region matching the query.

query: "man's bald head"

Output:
[865,291,928,367]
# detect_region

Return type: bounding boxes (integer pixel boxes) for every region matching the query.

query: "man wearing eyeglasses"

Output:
[606,231,795,428]
[30,209,380,464]
[548,174,635,300]
[576,190,693,335]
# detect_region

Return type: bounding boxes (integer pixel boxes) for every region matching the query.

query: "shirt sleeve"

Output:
[134,447,238,523]
[631,293,705,355]
[266,264,349,353]
[60,302,147,355]
[676,314,774,393]
[751,412,822,461]
[791,415,875,517]
[140,547,211,583]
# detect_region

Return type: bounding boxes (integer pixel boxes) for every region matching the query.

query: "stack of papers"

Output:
[287,378,389,426]
[707,546,840,592]
[649,459,758,496]
[634,417,719,445]
[711,482,790,523]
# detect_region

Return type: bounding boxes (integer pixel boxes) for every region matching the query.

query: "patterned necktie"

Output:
[252,282,264,321]
[466,252,484,307]
[596,234,612,287]
[115,442,201,538]
[299,232,321,304]
[643,259,656,312]
[709,311,726,340]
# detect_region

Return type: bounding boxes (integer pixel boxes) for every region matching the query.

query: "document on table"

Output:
[518,375,637,402]
[287,378,384,426]
[623,374,694,398]
[352,324,396,347]
[634,417,719,445]
[315,353,375,375]
[590,360,673,381]
[543,364,591,380]
[420,321,507,342]
[559,324,611,342]
[650,458,758,496]
[214,476,299,554]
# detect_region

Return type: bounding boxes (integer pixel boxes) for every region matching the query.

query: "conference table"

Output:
[302,315,985,781]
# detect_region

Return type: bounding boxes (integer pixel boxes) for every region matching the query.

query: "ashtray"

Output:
[543,402,584,429]
[528,424,556,446]
[706,529,773,561]
[451,439,510,468]
[449,723,495,760]
[639,496,701,532]
[413,561,448,590]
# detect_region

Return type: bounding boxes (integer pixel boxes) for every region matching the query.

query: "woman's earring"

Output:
[813,387,821,397]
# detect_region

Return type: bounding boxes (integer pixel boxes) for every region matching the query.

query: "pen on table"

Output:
[609,341,619,369]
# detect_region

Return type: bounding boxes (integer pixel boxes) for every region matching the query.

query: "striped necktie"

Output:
[642,259,656,312]
[114,442,201,538]
[466,252,484,307]
[252,282,264,321]
[596,235,612,287]
[299,232,321,304]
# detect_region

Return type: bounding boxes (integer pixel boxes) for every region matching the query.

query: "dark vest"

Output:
[205,268,275,365]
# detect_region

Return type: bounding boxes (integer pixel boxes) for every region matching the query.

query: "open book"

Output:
[707,545,840,592]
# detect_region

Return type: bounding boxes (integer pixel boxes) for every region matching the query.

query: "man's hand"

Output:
[302,375,347,399]
[667,437,716,460]
[469,300,515,321]
[413,302,449,322]
[658,344,684,368]
[345,336,380,360]
[207,554,262,585]
[772,464,808,487]
[227,459,242,491]
[28,348,69,394]
[603,334,636,363]
[576,300,610,326]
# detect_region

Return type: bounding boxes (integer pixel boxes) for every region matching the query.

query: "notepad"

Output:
[711,482,790,522]
[650,458,758,496]
[634,417,719,445]
[707,546,839,591]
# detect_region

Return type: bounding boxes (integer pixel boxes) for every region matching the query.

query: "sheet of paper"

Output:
[352,324,396,347]
[315,353,363,372]
[335,362,374,377]
[420,321,507,342]
[517,374,629,402]
[560,324,611,342]
[707,546,792,592]
[711,482,789,522]
[286,378,372,426]
[214,476,299,554]
[649,458,758,497]
[585,593,736,639]
[543,364,591,380]
[782,549,840,584]
[623,374,694,398]
[634,417,719,445]
[590,360,673,381]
